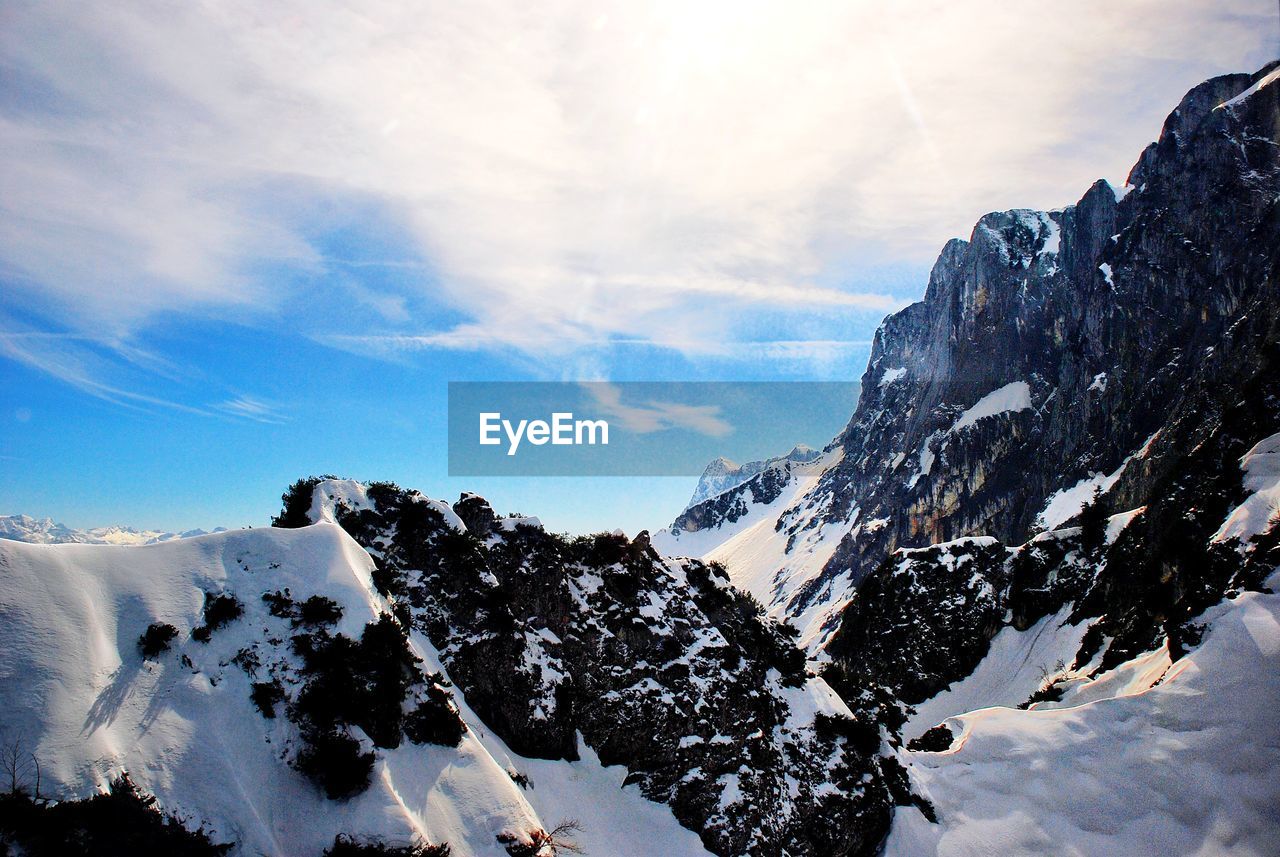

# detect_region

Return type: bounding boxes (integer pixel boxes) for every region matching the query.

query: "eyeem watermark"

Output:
[449,381,859,477]
[480,412,610,456]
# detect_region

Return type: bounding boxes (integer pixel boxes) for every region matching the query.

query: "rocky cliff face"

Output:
[665,62,1280,649]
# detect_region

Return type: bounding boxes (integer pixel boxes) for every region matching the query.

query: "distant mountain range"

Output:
[0,513,226,545]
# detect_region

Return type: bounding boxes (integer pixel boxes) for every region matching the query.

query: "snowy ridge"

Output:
[312,476,883,855]
[0,522,706,856]
[1214,431,1280,544]
[684,445,821,510]
[308,478,374,524]
[1216,64,1280,111]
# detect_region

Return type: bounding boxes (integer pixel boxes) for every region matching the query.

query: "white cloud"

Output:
[214,396,287,424]
[0,0,1275,382]
[0,325,210,414]
[586,383,733,438]
[0,319,288,422]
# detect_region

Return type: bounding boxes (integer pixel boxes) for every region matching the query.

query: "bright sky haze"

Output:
[2,1,1277,534]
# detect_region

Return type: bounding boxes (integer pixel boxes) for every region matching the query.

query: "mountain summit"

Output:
[659,60,1280,651]
[684,445,822,510]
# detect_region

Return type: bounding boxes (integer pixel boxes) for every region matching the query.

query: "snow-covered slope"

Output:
[684,445,820,510]
[887,569,1280,857]
[0,513,225,545]
[827,431,1280,855]
[652,450,860,650]
[0,521,707,856]
[1215,432,1280,544]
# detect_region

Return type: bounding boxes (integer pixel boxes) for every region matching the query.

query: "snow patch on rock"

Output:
[1214,431,1280,544]
[950,382,1033,433]
[879,366,907,388]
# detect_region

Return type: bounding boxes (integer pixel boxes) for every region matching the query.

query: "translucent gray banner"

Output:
[448,381,859,476]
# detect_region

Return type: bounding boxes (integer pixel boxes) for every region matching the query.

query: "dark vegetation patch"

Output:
[906,725,954,753]
[250,680,285,718]
[813,712,881,757]
[0,773,231,857]
[294,731,375,802]
[191,593,243,643]
[263,590,295,619]
[404,676,466,748]
[285,614,465,799]
[299,596,344,627]
[323,835,451,856]
[1019,682,1066,709]
[137,623,178,660]
[262,591,344,628]
[272,476,338,528]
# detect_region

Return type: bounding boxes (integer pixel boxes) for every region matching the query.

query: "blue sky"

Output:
[2,1,1277,535]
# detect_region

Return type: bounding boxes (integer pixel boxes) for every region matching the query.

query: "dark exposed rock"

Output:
[825,538,1012,707]
[452,493,498,538]
[306,481,902,856]
[676,62,1280,645]
[826,60,1279,587]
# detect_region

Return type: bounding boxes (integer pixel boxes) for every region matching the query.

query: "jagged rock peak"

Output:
[685,444,823,510]
[652,63,1280,654]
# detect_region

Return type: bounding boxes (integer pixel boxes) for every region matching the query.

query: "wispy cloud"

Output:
[1,0,1274,383]
[0,326,212,415]
[586,383,733,438]
[214,396,288,425]
[0,320,288,422]
[316,331,877,364]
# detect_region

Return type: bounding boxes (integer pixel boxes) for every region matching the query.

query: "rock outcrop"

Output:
[291,479,908,856]
[666,63,1280,652]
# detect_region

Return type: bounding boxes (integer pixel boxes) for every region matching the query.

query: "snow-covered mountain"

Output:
[683,445,821,510]
[0,513,225,546]
[655,61,1280,651]
[3,64,1280,857]
[0,478,890,855]
[654,61,1280,852]
[652,448,852,651]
